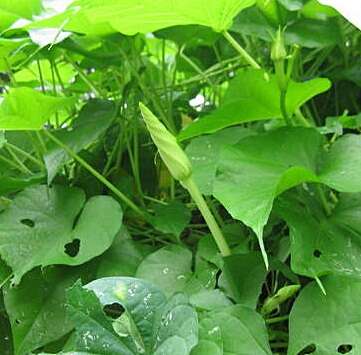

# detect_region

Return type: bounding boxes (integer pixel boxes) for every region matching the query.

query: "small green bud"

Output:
[261,284,300,315]
[271,28,287,62]
[139,102,192,182]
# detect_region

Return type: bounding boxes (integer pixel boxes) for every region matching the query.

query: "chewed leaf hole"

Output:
[103,303,124,319]
[338,344,353,353]
[298,344,316,354]
[64,239,80,257]
[313,249,322,258]
[20,219,35,228]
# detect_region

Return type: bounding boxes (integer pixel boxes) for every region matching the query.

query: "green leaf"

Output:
[3,267,79,355]
[232,7,341,48]
[96,227,151,279]
[191,305,271,354]
[136,244,221,305]
[136,245,193,297]
[150,201,191,238]
[44,100,116,183]
[221,252,267,308]
[191,340,222,355]
[301,0,338,20]
[277,0,306,11]
[0,185,123,284]
[319,134,361,192]
[288,275,361,354]
[276,193,361,279]
[67,277,198,354]
[285,18,342,48]
[0,132,5,147]
[0,174,44,195]
[0,88,75,131]
[186,127,253,195]
[0,10,18,32]
[210,128,361,265]
[38,0,255,36]
[155,25,220,48]
[0,310,12,355]
[0,0,41,19]
[189,289,232,311]
[178,69,331,141]
[0,39,30,71]
[231,7,275,41]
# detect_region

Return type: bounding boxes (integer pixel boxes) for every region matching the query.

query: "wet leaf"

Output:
[0,185,122,284]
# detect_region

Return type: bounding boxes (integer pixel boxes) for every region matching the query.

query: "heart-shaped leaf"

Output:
[208,127,361,265]
[28,0,256,36]
[191,305,271,354]
[0,185,123,284]
[289,275,361,354]
[66,277,198,354]
[276,192,361,278]
[3,267,80,355]
[179,69,330,141]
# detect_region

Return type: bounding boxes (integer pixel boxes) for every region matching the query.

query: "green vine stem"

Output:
[223,31,261,70]
[5,142,45,170]
[182,176,231,257]
[140,102,231,257]
[43,130,146,218]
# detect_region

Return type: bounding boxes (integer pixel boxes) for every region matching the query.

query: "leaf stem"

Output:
[280,89,292,126]
[5,146,32,175]
[64,54,104,97]
[5,142,45,169]
[0,154,27,173]
[223,31,261,70]
[0,273,13,289]
[317,185,332,216]
[43,130,146,218]
[182,176,231,257]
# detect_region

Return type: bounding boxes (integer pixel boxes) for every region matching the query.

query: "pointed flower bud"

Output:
[139,103,192,182]
[271,28,287,62]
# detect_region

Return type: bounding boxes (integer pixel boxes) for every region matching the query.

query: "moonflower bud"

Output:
[139,103,192,182]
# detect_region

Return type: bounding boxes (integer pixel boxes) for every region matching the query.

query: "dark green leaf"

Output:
[289,276,361,354]
[150,201,191,238]
[3,268,78,355]
[192,305,271,354]
[67,277,198,354]
[136,245,193,297]
[0,174,45,195]
[96,227,150,278]
[221,252,267,308]
[44,100,116,183]
[0,185,122,284]
[277,193,361,278]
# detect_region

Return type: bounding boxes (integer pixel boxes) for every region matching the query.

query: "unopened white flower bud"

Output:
[139,103,192,182]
